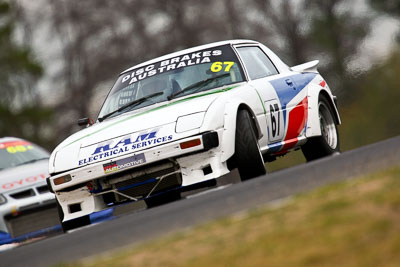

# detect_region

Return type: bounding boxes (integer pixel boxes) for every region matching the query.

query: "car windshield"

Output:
[0,140,49,170]
[98,44,245,121]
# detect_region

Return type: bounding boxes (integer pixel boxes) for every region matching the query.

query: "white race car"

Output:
[48,40,340,231]
[0,137,57,243]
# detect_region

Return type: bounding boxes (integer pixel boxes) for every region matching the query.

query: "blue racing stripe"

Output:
[269,73,317,127]
[267,142,283,153]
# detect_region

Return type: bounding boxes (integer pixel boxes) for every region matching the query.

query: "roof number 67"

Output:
[211,61,234,72]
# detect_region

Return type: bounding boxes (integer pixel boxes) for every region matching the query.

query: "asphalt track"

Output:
[1,136,400,267]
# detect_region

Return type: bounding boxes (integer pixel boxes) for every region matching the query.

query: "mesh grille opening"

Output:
[102,160,182,202]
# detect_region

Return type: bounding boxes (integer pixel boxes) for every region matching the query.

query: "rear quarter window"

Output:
[236,46,278,80]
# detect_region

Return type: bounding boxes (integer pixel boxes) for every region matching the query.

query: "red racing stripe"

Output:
[280,97,308,151]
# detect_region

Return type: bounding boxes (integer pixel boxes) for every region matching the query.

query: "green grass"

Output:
[60,166,400,267]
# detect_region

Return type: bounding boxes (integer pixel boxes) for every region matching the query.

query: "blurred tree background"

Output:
[0,0,53,147]
[0,0,399,155]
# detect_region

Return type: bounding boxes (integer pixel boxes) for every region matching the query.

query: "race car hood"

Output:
[50,92,222,173]
[0,159,49,194]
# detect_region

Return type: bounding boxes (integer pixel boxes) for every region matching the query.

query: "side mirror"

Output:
[77,118,94,127]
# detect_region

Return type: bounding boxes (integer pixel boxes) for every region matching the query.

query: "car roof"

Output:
[121,39,259,75]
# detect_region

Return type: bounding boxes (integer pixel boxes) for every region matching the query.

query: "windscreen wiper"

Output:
[98,91,164,122]
[168,73,230,100]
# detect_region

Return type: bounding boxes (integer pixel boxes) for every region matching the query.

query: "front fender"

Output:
[200,84,266,163]
[199,97,242,163]
[219,100,263,162]
[220,100,241,162]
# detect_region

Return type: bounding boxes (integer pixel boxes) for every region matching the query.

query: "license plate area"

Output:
[102,153,146,174]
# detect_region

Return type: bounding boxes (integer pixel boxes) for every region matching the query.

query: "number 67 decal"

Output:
[266,100,284,142]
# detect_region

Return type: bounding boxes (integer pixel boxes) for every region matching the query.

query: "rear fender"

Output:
[306,86,341,138]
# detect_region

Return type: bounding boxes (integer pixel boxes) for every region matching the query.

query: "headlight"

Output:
[0,194,7,205]
[176,112,205,133]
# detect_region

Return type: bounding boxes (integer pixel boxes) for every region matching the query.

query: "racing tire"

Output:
[145,190,181,208]
[57,200,91,232]
[301,95,340,162]
[234,109,266,181]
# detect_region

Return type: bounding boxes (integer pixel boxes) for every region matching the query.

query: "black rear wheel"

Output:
[234,110,266,181]
[302,95,340,161]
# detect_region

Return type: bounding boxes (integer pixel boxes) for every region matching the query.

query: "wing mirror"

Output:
[77,117,94,127]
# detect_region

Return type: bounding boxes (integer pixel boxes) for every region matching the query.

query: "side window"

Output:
[236,46,278,80]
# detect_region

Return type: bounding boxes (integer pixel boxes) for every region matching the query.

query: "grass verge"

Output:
[60,167,400,267]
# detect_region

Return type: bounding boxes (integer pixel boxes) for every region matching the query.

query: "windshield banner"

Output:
[117,44,240,87]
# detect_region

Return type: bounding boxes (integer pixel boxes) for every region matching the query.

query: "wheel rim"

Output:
[319,102,337,149]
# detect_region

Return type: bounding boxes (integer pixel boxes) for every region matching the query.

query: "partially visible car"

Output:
[0,137,58,243]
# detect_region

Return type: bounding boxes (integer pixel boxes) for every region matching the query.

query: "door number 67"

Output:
[270,104,280,138]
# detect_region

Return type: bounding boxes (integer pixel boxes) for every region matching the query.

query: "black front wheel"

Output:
[145,190,181,208]
[301,95,340,161]
[61,215,91,232]
[234,110,266,181]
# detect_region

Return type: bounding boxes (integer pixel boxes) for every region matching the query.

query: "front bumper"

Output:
[50,131,227,222]
[49,131,220,191]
